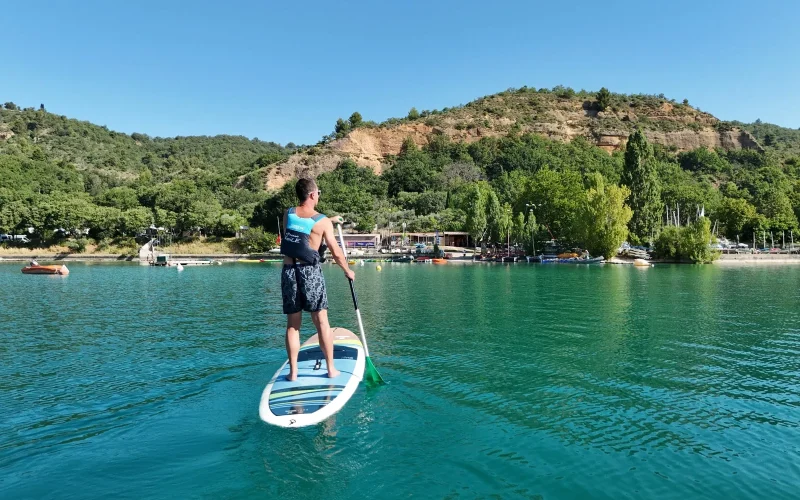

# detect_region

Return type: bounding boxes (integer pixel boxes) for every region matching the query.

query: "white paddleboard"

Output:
[259,328,365,427]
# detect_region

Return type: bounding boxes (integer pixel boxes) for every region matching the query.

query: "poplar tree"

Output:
[622,129,661,242]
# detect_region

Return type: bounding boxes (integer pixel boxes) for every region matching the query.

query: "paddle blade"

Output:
[364,356,385,387]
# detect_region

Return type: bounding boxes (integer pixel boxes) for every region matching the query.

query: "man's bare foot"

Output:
[327,369,341,378]
[285,373,297,382]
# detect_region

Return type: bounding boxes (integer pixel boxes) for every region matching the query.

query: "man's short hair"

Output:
[295,178,317,202]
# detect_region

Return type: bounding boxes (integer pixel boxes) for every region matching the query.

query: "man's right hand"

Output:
[344,269,355,281]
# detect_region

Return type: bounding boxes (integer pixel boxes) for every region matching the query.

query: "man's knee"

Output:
[286,312,302,330]
[311,310,329,326]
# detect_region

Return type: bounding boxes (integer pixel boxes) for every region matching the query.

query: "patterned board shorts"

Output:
[281,263,328,314]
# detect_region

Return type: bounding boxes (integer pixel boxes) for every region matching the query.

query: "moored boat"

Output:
[432,258,447,264]
[21,264,69,275]
[558,257,605,264]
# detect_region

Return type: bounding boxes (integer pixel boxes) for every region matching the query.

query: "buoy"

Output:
[376,265,382,271]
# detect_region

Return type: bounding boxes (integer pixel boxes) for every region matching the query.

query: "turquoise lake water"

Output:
[1,261,799,499]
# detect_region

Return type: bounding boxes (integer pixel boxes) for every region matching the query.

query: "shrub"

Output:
[654,218,719,263]
[596,87,611,111]
[66,238,88,253]
[232,227,278,253]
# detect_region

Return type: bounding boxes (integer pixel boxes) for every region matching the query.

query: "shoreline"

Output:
[3,253,800,265]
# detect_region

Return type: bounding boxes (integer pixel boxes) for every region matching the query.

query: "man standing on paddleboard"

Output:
[280,178,355,381]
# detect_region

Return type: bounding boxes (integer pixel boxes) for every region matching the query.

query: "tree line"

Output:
[2,101,799,261]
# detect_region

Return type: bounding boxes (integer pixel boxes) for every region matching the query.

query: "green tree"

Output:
[573,173,633,259]
[678,147,728,173]
[407,107,420,120]
[512,212,526,246]
[334,118,351,137]
[87,205,123,238]
[523,212,537,254]
[348,112,363,128]
[757,189,798,231]
[439,162,482,191]
[521,168,583,239]
[121,207,153,235]
[413,191,447,215]
[654,226,680,259]
[382,144,438,196]
[97,186,140,210]
[486,190,503,242]
[654,217,719,263]
[463,182,491,244]
[496,203,514,250]
[215,211,247,236]
[234,227,278,253]
[680,217,719,263]
[716,197,758,239]
[622,129,661,243]
[596,87,611,111]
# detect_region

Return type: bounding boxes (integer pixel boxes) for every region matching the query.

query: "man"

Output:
[280,178,355,381]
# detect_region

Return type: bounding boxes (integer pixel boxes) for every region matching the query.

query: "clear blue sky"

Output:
[4,0,799,145]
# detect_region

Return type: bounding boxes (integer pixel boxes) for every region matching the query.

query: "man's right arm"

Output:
[323,219,355,281]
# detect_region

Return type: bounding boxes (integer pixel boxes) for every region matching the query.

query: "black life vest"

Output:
[280,208,327,264]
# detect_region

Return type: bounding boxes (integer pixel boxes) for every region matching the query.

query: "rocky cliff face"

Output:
[265,91,763,189]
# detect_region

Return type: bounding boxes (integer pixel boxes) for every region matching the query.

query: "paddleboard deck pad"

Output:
[259,328,364,427]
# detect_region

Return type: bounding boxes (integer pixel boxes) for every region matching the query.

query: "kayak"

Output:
[21,265,69,275]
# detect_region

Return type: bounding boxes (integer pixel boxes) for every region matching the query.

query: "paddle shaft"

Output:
[336,224,372,358]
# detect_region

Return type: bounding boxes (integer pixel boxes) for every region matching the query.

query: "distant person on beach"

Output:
[280,177,354,381]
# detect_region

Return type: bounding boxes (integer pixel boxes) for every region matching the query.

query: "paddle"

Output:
[336,223,386,387]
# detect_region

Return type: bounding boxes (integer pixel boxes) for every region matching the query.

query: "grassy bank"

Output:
[0,237,237,256]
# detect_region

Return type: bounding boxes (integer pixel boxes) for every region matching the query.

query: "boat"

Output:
[151,254,218,267]
[21,264,69,275]
[557,252,579,259]
[501,256,519,263]
[391,255,413,263]
[634,258,651,267]
[413,256,432,263]
[558,257,605,264]
[526,255,542,263]
[432,258,447,264]
[620,247,651,260]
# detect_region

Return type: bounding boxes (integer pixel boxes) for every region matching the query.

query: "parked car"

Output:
[0,234,30,244]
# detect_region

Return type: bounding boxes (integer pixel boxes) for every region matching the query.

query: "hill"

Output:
[263,87,777,187]
[1,89,799,260]
[0,103,289,249]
